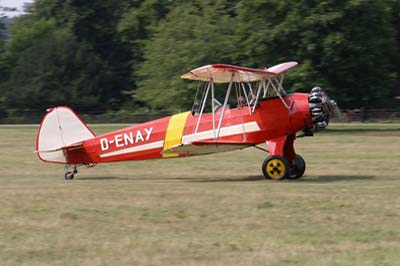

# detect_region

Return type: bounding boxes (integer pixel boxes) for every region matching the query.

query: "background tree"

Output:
[0,19,4,50]
[2,0,136,112]
[0,18,6,78]
[234,0,399,108]
[2,30,113,113]
[0,0,399,121]
[131,0,237,111]
[0,19,6,119]
[117,0,171,77]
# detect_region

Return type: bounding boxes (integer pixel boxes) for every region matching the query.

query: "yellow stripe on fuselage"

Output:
[162,111,190,158]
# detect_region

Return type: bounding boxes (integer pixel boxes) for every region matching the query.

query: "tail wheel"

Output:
[262,155,289,180]
[288,154,306,179]
[64,165,77,180]
[65,171,75,180]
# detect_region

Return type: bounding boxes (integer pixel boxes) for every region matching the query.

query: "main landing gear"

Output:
[261,135,306,180]
[262,154,306,180]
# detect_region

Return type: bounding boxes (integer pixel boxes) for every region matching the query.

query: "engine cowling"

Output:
[307,87,337,134]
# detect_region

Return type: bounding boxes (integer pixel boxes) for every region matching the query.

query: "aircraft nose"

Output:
[308,87,337,132]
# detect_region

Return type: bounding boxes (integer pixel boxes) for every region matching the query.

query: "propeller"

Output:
[305,87,338,135]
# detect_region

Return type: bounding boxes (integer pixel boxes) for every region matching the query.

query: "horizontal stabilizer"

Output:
[37,142,84,153]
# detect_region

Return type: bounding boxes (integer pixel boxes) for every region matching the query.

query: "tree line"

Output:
[0,0,399,120]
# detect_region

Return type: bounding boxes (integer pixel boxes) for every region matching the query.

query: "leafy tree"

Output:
[117,0,171,79]
[0,19,6,119]
[0,19,4,48]
[309,0,398,108]
[387,0,400,100]
[131,0,237,111]
[132,0,399,111]
[0,0,399,120]
[3,17,56,67]
[1,0,137,112]
[0,18,6,69]
[235,0,399,108]
[2,30,114,112]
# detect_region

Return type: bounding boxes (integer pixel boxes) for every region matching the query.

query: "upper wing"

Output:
[266,61,298,74]
[181,62,298,83]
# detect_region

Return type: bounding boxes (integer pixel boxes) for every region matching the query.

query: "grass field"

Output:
[0,123,399,266]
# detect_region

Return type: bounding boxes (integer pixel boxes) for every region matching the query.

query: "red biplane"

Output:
[36,62,336,180]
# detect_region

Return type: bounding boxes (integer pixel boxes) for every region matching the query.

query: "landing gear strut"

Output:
[261,135,307,180]
[64,165,78,180]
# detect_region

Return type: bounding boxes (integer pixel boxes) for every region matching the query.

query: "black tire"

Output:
[288,154,306,179]
[262,155,290,180]
[65,171,74,180]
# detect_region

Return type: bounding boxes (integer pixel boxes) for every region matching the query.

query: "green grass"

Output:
[0,123,400,266]
[327,123,400,131]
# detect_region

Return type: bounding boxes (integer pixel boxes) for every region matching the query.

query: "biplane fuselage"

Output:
[63,93,311,164]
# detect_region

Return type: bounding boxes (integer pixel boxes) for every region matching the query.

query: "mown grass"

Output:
[327,123,400,131]
[0,123,399,266]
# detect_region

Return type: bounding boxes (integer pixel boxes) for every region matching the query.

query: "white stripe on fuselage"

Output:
[99,140,164,158]
[99,121,260,158]
[181,121,260,144]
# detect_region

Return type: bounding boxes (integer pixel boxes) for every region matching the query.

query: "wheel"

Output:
[262,155,290,180]
[65,171,74,180]
[288,154,306,179]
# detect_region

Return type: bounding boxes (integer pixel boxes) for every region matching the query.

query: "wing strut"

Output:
[251,79,264,113]
[270,75,291,110]
[211,79,216,139]
[216,73,234,139]
[193,81,211,136]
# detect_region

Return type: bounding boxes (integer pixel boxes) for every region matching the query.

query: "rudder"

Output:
[36,106,95,163]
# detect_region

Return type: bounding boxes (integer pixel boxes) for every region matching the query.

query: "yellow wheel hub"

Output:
[266,158,286,179]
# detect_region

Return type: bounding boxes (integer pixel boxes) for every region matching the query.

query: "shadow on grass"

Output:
[75,175,375,183]
[188,175,375,183]
[188,175,266,183]
[75,175,265,182]
[77,176,130,181]
[295,175,375,183]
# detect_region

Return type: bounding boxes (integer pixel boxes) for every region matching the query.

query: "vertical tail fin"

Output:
[36,106,95,163]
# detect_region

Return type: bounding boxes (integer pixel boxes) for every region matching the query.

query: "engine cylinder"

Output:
[308,87,336,132]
